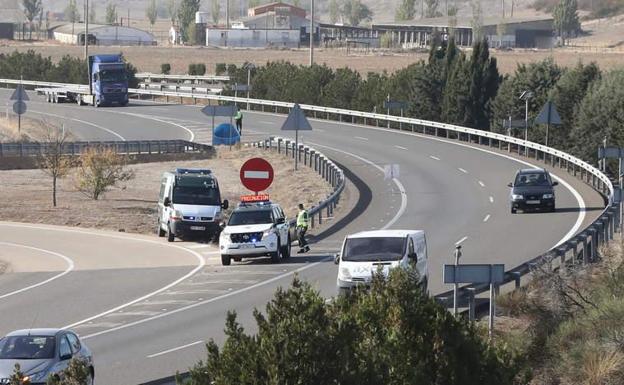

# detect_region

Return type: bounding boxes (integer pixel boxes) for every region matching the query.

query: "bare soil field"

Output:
[0,146,333,235]
[0,115,60,142]
[1,42,623,75]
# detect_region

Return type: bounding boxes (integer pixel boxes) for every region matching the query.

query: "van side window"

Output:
[159,179,167,202]
[408,239,416,258]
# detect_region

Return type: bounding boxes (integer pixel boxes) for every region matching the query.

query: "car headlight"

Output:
[25,370,48,382]
[220,230,229,238]
[511,194,524,200]
[543,193,554,199]
[339,267,352,280]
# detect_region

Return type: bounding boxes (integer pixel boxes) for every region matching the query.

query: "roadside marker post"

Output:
[10,82,29,133]
[281,104,312,171]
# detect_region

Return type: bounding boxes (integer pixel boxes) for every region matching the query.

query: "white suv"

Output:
[219,201,291,265]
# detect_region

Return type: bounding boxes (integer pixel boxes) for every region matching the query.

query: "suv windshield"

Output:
[342,237,406,262]
[228,210,272,226]
[99,69,127,83]
[173,176,220,205]
[515,172,551,187]
[0,336,56,359]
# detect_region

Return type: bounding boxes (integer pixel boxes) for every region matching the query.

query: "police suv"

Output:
[219,198,291,266]
[157,168,229,242]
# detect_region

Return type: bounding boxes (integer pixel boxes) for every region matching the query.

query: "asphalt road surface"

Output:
[0,90,606,384]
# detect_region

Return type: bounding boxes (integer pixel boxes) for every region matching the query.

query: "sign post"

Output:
[10,82,29,133]
[280,104,312,171]
[444,262,505,338]
[535,100,562,147]
[598,145,624,233]
[240,157,274,194]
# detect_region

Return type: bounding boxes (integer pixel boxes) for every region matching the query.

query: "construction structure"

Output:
[373,16,555,48]
[0,0,23,39]
[52,23,156,46]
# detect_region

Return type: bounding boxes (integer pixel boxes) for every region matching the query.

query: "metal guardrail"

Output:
[0,140,212,157]
[138,83,223,95]
[251,136,345,232]
[135,73,231,82]
[1,78,617,310]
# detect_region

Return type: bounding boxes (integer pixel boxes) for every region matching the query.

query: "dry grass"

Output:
[1,41,623,76]
[0,115,57,142]
[0,146,332,235]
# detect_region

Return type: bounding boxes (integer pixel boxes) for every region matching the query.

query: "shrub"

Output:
[215,63,227,75]
[74,147,134,200]
[46,358,91,385]
[161,63,171,75]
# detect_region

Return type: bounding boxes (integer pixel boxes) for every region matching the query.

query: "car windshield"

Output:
[228,210,272,226]
[173,176,220,205]
[99,69,127,82]
[515,172,551,187]
[0,336,56,360]
[342,237,406,262]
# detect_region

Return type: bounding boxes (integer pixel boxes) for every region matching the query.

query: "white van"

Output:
[157,168,229,242]
[335,230,428,293]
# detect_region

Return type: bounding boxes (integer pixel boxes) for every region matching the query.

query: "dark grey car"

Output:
[0,329,94,384]
[509,168,558,213]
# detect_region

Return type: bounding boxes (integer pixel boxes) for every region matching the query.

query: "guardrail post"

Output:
[319,202,323,225]
[589,227,598,262]
[311,213,315,229]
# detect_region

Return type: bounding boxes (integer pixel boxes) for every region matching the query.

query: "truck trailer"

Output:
[38,54,129,107]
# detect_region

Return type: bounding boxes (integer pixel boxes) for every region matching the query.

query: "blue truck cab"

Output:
[89,54,129,107]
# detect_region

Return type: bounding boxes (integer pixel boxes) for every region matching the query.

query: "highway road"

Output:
[0,89,606,384]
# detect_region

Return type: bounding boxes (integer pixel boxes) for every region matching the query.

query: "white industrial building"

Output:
[52,23,156,46]
[207,28,302,48]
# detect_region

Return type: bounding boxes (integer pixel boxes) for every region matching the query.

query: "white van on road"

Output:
[157,168,229,242]
[335,230,428,293]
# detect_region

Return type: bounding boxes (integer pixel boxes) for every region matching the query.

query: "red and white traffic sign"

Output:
[240,158,274,193]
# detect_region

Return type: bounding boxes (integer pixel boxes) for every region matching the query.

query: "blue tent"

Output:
[212,123,240,146]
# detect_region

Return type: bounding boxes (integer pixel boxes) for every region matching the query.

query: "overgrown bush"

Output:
[188,63,206,75]
[161,63,171,75]
[46,358,91,385]
[74,147,134,200]
[184,268,517,385]
[215,63,227,75]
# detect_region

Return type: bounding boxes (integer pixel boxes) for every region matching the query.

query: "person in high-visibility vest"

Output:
[234,107,243,135]
[296,203,310,253]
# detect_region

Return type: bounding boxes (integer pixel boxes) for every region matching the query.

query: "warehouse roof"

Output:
[373,15,553,29]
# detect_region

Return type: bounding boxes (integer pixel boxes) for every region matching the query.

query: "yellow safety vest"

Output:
[297,210,309,228]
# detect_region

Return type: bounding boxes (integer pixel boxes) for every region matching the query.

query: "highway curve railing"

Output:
[1,78,617,311]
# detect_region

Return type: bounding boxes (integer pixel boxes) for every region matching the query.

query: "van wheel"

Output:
[270,240,281,264]
[221,255,231,266]
[280,236,291,259]
[157,220,166,237]
[166,224,175,242]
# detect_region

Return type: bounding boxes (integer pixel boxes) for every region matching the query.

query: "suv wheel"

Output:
[157,220,166,237]
[166,224,175,242]
[221,255,231,266]
[281,235,291,259]
[270,239,281,264]
[511,207,517,214]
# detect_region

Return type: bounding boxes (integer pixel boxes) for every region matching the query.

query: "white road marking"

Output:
[455,236,468,245]
[0,242,75,300]
[355,136,369,141]
[394,145,408,150]
[458,168,468,174]
[483,214,491,222]
[147,340,204,358]
[29,110,126,141]
[478,181,485,187]
[489,196,494,203]
[186,244,213,249]
[429,155,440,160]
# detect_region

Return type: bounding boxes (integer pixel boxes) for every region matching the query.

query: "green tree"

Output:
[64,0,80,22]
[396,0,417,20]
[352,71,390,112]
[0,50,53,81]
[424,0,440,17]
[322,67,361,109]
[464,38,501,130]
[22,0,42,39]
[342,0,372,26]
[146,0,158,30]
[329,0,340,23]
[211,0,220,23]
[553,0,580,46]
[8,363,25,385]
[549,62,601,151]
[178,0,200,42]
[46,359,91,385]
[571,70,624,162]
[168,0,177,24]
[105,3,117,24]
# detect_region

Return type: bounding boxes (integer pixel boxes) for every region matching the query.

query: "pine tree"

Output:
[177,0,201,43]
[146,0,158,31]
[211,0,220,24]
[105,3,117,24]
[22,0,42,39]
[465,38,500,130]
[329,0,340,23]
[553,0,580,46]
[396,0,417,21]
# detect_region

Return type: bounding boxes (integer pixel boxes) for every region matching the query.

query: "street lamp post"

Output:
[244,63,256,110]
[519,90,533,156]
[309,0,314,66]
[452,245,462,316]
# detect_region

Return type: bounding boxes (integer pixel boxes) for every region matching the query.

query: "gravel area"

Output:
[0,146,333,235]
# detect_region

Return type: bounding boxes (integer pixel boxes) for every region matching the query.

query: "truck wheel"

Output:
[157,220,166,237]
[46,93,51,103]
[270,240,281,264]
[233,257,242,262]
[221,255,231,266]
[280,236,291,259]
[77,96,83,106]
[166,224,175,242]
[53,93,58,103]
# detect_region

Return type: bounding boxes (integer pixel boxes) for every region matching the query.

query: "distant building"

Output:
[52,23,156,46]
[373,16,555,49]
[0,0,23,39]
[248,2,307,19]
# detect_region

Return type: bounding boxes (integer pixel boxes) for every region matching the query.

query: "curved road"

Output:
[0,90,605,383]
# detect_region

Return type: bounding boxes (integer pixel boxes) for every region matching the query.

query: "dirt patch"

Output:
[0,146,333,235]
[1,43,622,76]
[0,115,53,142]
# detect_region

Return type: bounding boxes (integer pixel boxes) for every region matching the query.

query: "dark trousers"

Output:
[236,119,242,134]
[297,226,308,248]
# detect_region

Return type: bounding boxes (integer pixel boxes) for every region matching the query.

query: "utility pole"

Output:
[84,0,89,61]
[309,0,314,66]
[226,0,230,29]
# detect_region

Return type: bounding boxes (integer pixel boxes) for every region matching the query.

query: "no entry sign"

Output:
[240,158,274,193]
